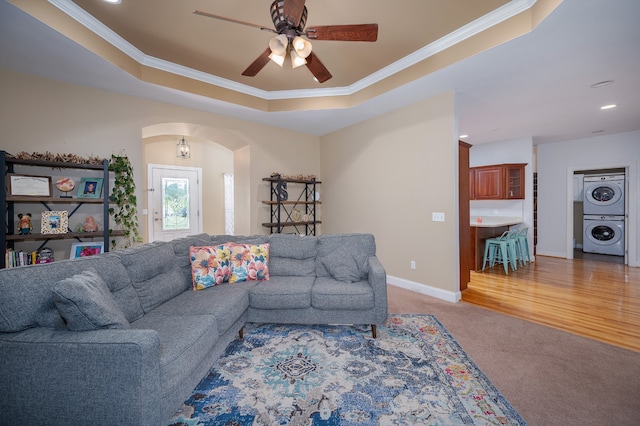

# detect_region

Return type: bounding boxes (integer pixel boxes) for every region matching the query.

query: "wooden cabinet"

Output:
[470,163,526,200]
[473,166,504,199]
[262,174,321,235]
[505,164,525,199]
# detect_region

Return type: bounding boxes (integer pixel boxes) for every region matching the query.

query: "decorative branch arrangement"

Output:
[271,172,317,182]
[9,151,105,165]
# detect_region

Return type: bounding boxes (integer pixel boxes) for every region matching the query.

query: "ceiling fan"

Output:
[194,0,378,83]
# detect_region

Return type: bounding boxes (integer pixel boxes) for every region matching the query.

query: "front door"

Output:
[148,164,202,242]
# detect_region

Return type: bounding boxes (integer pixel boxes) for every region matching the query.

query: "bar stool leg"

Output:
[482,242,492,271]
[498,241,509,275]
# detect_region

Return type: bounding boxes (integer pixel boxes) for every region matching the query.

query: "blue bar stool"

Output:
[515,228,531,266]
[482,231,518,274]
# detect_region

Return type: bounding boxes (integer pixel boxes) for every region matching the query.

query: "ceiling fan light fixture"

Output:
[290,49,307,68]
[268,34,288,56]
[269,51,286,67]
[292,36,312,58]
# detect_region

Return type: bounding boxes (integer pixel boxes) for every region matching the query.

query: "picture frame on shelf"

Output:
[77,177,103,199]
[41,211,69,234]
[69,242,104,259]
[8,174,52,197]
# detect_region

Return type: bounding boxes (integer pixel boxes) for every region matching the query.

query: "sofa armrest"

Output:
[367,255,388,324]
[0,327,163,426]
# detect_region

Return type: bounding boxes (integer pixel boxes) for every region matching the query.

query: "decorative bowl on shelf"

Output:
[55,177,75,198]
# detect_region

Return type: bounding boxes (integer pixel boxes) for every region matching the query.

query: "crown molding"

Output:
[48,0,536,101]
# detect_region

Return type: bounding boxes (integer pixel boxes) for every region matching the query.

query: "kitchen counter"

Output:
[470,216,523,227]
[469,217,523,271]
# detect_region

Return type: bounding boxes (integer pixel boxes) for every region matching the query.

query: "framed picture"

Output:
[77,177,103,199]
[69,242,104,259]
[8,174,52,197]
[41,211,69,234]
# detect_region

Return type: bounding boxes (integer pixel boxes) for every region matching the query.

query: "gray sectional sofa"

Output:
[0,233,387,426]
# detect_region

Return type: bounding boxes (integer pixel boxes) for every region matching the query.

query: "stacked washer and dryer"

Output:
[583,174,625,256]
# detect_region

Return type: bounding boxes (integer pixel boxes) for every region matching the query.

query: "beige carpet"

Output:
[388,285,640,426]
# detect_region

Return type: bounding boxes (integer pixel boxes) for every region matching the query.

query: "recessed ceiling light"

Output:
[601,104,617,110]
[103,0,121,4]
[591,80,614,88]
[459,134,469,138]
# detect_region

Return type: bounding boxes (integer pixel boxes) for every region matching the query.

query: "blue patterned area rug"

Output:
[168,314,526,425]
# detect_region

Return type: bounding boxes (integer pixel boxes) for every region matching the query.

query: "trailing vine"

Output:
[109,154,141,248]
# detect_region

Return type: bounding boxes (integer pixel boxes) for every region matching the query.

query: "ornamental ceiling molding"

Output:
[47,0,537,102]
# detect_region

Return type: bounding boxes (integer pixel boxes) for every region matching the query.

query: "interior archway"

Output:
[141,123,251,242]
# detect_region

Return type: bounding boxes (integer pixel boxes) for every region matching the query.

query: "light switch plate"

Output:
[432,212,445,222]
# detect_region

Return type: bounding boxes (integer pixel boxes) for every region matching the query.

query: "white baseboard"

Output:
[535,249,567,258]
[388,275,460,303]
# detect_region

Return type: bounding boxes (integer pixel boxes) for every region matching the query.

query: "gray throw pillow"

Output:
[53,270,130,331]
[321,245,369,283]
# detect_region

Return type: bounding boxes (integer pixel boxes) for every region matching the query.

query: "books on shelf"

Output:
[3,248,48,268]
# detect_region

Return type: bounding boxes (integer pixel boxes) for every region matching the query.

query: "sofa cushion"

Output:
[190,244,232,290]
[268,234,317,276]
[248,276,313,309]
[116,242,190,313]
[170,234,212,269]
[316,234,376,278]
[73,254,144,323]
[151,281,255,334]
[210,235,269,246]
[52,270,130,331]
[321,244,368,282]
[229,243,270,283]
[311,277,375,311]
[130,312,219,394]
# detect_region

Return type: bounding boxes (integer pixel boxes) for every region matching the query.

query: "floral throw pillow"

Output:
[190,244,232,290]
[229,243,270,283]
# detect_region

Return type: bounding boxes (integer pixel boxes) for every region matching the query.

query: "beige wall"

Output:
[0,69,320,244]
[1,69,460,297]
[320,92,460,298]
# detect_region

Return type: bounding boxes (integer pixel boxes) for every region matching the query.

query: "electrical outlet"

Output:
[432,212,445,222]
[410,260,416,270]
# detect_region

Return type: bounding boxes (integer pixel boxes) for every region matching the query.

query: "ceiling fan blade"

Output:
[305,24,378,42]
[242,48,272,77]
[305,52,332,83]
[193,10,274,33]
[284,0,306,27]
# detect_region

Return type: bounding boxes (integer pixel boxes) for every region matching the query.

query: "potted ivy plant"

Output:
[109,154,141,248]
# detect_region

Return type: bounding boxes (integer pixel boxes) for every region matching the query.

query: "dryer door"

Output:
[584,182,622,206]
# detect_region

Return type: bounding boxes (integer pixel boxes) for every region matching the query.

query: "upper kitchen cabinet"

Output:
[470,163,526,200]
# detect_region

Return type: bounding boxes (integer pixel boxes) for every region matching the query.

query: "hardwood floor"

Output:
[462,255,640,352]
